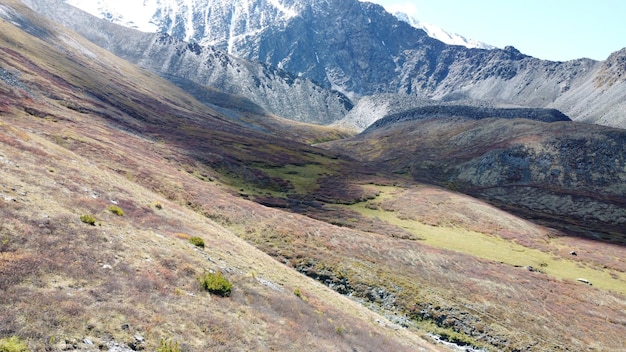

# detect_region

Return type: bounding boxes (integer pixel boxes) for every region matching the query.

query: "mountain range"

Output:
[54,0,626,130]
[2,0,626,351]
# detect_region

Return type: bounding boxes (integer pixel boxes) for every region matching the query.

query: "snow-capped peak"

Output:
[64,0,300,47]
[393,11,495,50]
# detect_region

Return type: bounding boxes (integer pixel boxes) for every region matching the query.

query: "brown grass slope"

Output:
[0,2,439,351]
[2,1,626,351]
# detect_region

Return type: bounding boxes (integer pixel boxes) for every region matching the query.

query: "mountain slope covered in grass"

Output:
[321,110,626,242]
[2,1,626,351]
[0,1,438,350]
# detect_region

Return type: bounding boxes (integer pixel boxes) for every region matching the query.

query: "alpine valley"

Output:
[1,0,626,351]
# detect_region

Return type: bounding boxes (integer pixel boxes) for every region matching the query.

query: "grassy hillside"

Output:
[2,1,626,351]
[322,117,626,242]
[0,2,438,350]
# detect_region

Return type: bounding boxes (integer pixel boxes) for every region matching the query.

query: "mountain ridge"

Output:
[363,105,571,132]
[58,0,626,129]
[321,116,626,240]
[24,0,352,125]
[392,11,496,50]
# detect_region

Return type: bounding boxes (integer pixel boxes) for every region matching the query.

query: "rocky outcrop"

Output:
[550,48,626,128]
[123,33,352,124]
[594,48,626,87]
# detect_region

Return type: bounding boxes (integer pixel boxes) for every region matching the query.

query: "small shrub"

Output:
[155,202,163,210]
[189,236,205,248]
[156,338,180,352]
[108,205,124,216]
[293,287,308,301]
[0,336,29,352]
[80,214,96,226]
[199,271,232,297]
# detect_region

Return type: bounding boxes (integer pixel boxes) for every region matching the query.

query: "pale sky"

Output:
[365,0,626,61]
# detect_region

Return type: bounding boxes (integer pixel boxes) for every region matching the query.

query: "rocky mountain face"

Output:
[23,0,351,124]
[109,32,352,124]
[60,0,626,129]
[553,48,626,128]
[392,11,496,50]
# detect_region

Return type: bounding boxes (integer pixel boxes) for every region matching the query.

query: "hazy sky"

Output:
[365,0,626,61]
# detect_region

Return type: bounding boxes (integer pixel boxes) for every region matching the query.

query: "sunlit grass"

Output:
[339,187,626,296]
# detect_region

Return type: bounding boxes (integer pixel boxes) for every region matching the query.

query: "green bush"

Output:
[80,214,96,226]
[156,339,181,352]
[108,205,124,216]
[199,271,232,297]
[189,236,205,248]
[0,336,29,352]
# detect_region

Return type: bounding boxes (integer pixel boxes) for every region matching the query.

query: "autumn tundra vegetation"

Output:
[1,1,626,351]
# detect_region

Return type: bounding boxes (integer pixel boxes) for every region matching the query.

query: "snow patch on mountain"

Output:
[268,0,297,18]
[65,0,160,32]
[65,0,493,51]
[393,11,495,50]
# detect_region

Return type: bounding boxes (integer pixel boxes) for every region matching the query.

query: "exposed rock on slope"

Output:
[23,0,352,125]
[595,48,626,87]
[332,93,434,131]
[550,48,626,128]
[392,11,496,50]
[126,33,352,124]
[336,95,571,132]
[27,0,626,128]
[322,116,626,239]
